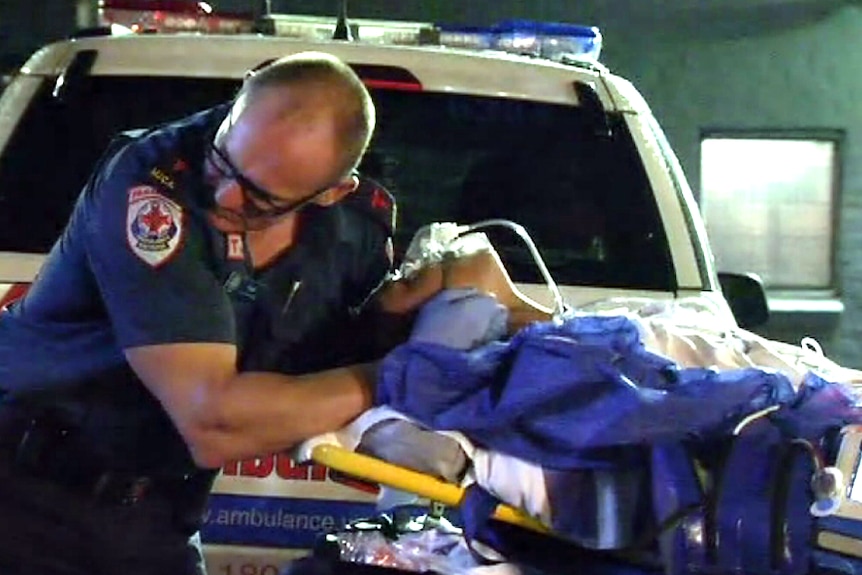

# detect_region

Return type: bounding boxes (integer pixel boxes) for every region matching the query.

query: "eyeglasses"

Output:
[207,143,331,219]
[207,120,332,220]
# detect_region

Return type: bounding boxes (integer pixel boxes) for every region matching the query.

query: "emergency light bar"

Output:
[259,15,602,62]
[97,3,603,64]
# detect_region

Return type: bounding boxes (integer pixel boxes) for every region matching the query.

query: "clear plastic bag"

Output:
[335,526,483,575]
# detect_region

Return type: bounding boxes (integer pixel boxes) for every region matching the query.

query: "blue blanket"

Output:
[377,312,861,470]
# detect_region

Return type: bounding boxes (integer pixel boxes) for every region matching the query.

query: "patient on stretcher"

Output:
[296,238,862,554]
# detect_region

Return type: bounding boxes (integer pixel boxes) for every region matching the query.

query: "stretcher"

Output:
[302,383,862,575]
[310,443,549,535]
[292,221,862,575]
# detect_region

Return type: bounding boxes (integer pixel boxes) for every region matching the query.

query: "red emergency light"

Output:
[98,0,255,34]
[101,0,212,14]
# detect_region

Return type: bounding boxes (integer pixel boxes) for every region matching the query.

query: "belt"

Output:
[0,406,205,507]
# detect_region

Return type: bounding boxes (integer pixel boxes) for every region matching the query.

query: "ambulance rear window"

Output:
[0,74,673,290]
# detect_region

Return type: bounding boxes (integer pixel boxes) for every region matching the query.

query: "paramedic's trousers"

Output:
[0,462,207,575]
[0,411,207,575]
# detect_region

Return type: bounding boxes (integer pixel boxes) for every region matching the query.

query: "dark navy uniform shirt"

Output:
[0,105,395,473]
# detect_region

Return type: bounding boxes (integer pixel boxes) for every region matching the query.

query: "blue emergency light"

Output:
[438,20,603,63]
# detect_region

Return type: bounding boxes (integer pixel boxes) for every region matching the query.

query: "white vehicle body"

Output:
[0,22,761,573]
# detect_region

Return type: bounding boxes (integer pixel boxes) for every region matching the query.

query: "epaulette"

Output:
[111,128,192,196]
[344,175,397,237]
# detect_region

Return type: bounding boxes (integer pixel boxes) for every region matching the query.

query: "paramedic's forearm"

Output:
[127,343,379,468]
[189,363,378,467]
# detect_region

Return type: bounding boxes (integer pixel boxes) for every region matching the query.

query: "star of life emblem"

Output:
[126,185,184,267]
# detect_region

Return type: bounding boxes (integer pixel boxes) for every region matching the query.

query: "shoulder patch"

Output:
[345,176,397,237]
[126,185,184,268]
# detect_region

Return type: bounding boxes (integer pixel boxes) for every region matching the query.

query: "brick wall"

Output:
[603,5,862,365]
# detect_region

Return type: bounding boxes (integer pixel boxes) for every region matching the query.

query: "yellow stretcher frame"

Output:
[311,444,548,534]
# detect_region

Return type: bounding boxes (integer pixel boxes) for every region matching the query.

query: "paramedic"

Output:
[0,52,414,575]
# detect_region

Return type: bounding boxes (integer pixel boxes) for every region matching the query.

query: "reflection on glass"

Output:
[700,137,836,290]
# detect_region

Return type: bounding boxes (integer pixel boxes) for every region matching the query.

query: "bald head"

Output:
[235,52,376,181]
